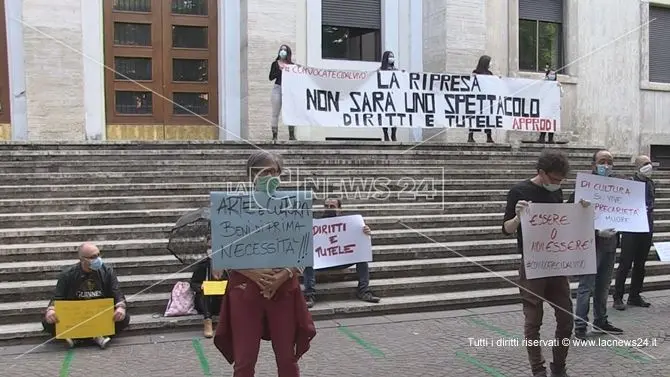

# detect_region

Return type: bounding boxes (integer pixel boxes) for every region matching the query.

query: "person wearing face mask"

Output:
[214,151,315,377]
[613,155,655,310]
[538,66,562,144]
[269,44,296,141]
[302,198,379,308]
[469,55,495,143]
[379,51,398,142]
[503,149,582,377]
[42,243,129,349]
[567,149,623,340]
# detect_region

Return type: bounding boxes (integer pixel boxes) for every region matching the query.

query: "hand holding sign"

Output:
[363,225,371,236]
[579,199,591,208]
[45,308,58,324]
[113,306,126,322]
[515,200,531,216]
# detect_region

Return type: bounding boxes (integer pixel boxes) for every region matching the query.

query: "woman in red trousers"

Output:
[214,151,316,377]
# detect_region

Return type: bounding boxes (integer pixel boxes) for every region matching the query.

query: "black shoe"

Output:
[304,296,315,308]
[613,298,626,311]
[532,371,548,377]
[486,135,494,143]
[549,363,569,377]
[467,133,475,143]
[574,328,587,340]
[628,296,651,307]
[592,322,623,334]
[357,291,380,303]
[547,134,555,144]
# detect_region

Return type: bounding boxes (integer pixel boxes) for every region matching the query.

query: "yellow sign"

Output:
[54,298,115,339]
[203,280,228,295]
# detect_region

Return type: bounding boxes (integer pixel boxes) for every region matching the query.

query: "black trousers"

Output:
[614,232,653,300]
[191,283,221,319]
[469,129,492,135]
[42,314,130,338]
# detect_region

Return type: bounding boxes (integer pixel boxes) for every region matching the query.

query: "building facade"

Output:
[0,0,668,155]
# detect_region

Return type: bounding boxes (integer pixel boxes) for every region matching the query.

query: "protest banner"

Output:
[312,215,372,270]
[653,242,670,262]
[210,191,313,269]
[54,298,115,339]
[573,173,649,232]
[203,280,228,296]
[281,65,561,132]
[520,203,596,279]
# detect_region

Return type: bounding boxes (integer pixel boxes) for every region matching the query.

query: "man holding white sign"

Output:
[569,149,625,339]
[502,149,581,377]
[302,198,379,308]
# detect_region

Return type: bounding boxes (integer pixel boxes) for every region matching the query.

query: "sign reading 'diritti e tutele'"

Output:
[210,191,313,270]
[573,173,649,233]
[312,215,372,270]
[520,203,596,279]
[280,65,561,131]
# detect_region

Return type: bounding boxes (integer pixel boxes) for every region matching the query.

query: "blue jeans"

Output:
[574,241,617,330]
[303,263,371,297]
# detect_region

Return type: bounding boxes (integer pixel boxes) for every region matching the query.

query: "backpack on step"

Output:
[164,281,198,317]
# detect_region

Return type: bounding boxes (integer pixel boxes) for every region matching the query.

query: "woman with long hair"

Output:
[269,45,296,141]
[469,55,495,143]
[379,51,398,142]
[214,151,315,377]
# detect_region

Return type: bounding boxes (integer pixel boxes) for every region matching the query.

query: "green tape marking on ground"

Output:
[192,338,212,376]
[337,325,385,358]
[59,349,74,377]
[467,315,653,363]
[455,351,508,377]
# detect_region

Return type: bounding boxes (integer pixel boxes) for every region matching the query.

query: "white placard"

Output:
[573,173,649,232]
[312,215,372,270]
[653,242,670,262]
[281,65,561,132]
[521,203,597,279]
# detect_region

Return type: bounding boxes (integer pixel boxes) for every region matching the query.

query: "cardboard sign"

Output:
[281,66,561,132]
[520,203,597,279]
[653,242,670,262]
[573,173,649,232]
[210,191,313,269]
[202,280,228,296]
[313,215,373,270]
[54,298,115,339]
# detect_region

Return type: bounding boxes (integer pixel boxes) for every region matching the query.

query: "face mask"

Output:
[543,183,561,192]
[256,176,280,194]
[388,57,395,65]
[547,73,556,81]
[89,257,103,271]
[595,164,612,177]
[279,50,287,59]
[640,164,652,177]
[322,209,338,218]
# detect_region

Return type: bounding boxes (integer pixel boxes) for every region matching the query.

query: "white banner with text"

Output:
[281,65,561,132]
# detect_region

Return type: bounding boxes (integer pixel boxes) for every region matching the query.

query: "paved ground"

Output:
[1,290,669,377]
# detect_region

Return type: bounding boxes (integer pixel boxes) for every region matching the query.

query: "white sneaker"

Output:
[93,336,111,349]
[64,338,75,348]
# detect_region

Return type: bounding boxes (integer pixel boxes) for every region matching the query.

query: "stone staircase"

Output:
[1,141,669,342]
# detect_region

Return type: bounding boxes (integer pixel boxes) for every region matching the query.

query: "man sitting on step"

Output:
[303,198,380,308]
[42,243,130,349]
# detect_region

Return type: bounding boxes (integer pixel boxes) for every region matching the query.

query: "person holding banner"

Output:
[379,51,398,142]
[613,155,655,310]
[568,149,624,339]
[303,198,379,308]
[269,44,296,141]
[42,243,129,349]
[468,55,495,144]
[502,149,577,377]
[213,151,315,377]
[538,66,562,144]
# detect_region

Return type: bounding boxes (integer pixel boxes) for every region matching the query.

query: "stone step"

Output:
[2,262,669,321]
[5,207,670,231]
[1,275,668,341]
[0,238,520,263]
[0,172,664,199]
[0,159,637,173]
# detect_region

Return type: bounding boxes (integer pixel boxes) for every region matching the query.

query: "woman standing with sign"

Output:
[468,55,495,143]
[379,51,398,142]
[269,45,296,141]
[214,151,315,377]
